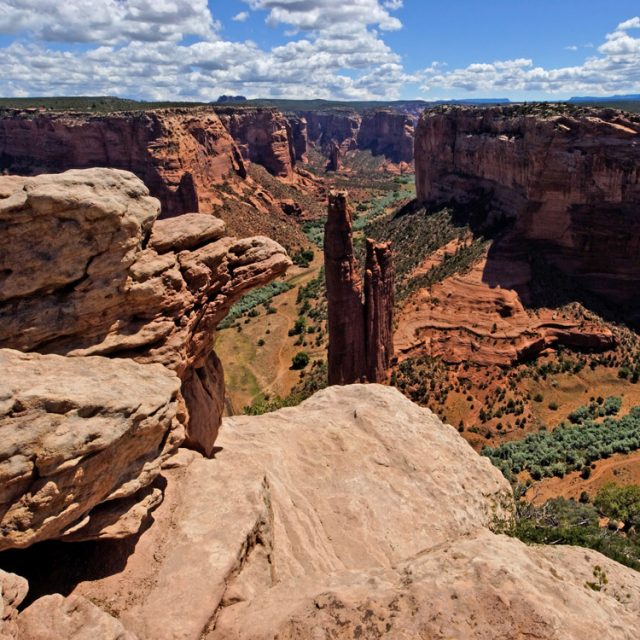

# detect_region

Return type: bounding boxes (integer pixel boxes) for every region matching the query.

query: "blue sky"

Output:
[0,1,639,101]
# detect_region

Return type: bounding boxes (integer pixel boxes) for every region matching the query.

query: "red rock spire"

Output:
[324,191,394,385]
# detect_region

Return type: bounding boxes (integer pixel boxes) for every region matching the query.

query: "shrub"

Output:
[291,351,310,370]
[594,483,640,530]
[604,396,622,416]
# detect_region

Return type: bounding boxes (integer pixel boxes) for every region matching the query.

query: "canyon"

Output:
[301,108,415,165]
[2,100,640,639]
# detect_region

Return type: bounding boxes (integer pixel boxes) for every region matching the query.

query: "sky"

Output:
[0,1,639,102]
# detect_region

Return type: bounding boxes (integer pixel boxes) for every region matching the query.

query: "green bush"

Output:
[508,497,640,571]
[291,351,310,370]
[594,483,640,530]
[482,406,640,479]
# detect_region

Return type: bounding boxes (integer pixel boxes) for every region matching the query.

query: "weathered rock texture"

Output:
[0,169,290,456]
[286,115,308,163]
[18,594,139,640]
[301,109,415,163]
[0,108,246,217]
[328,139,341,172]
[216,108,296,180]
[0,349,182,551]
[324,192,394,384]
[44,385,640,640]
[395,236,617,367]
[364,239,395,382]
[0,569,28,639]
[415,105,640,306]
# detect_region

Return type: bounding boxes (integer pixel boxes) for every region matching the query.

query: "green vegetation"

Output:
[509,492,640,571]
[594,484,640,531]
[365,203,488,300]
[243,360,328,415]
[219,280,293,329]
[482,401,640,481]
[291,351,310,370]
[292,248,315,268]
[0,96,209,113]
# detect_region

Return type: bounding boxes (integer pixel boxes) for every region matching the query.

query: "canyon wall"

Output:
[216,107,297,179]
[298,109,415,163]
[415,105,640,307]
[324,191,394,384]
[0,108,247,217]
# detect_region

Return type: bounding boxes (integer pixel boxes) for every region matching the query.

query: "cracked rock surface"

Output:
[0,168,291,456]
[0,349,183,551]
[8,385,640,639]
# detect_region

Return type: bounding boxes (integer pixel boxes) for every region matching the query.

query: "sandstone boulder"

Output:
[0,349,182,551]
[69,385,513,639]
[0,570,27,640]
[54,384,640,639]
[0,168,291,455]
[18,594,138,640]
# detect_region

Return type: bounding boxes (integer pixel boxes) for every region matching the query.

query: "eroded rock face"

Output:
[415,105,640,306]
[18,595,139,640]
[0,569,28,639]
[67,385,514,639]
[0,169,291,455]
[301,109,415,163]
[364,239,395,383]
[217,108,296,180]
[324,191,366,385]
[286,115,308,164]
[324,192,394,384]
[357,109,415,163]
[0,108,246,217]
[0,349,182,550]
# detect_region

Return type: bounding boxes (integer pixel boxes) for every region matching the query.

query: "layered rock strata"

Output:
[396,237,617,366]
[0,169,290,456]
[0,108,246,217]
[286,115,308,163]
[300,109,415,163]
[0,349,182,550]
[324,192,394,384]
[30,385,640,640]
[415,105,640,306]
[216,107,296,180]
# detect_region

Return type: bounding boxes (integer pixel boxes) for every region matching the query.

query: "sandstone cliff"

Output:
[0,169,290,457]
[286,114,308,164]
[216,107,296,180]
[415,105,640,307]
[300,109,415,164]
[325,192,394,384]
[0,107,246,217]
[8,385,640,640]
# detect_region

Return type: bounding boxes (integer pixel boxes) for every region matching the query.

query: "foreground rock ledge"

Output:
[0,349,183,551]
[28,384,632,640]
[0,168,291,456]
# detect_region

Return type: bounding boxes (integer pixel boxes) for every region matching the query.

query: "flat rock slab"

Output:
[0,349,183,550]
[72,385,513,639]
